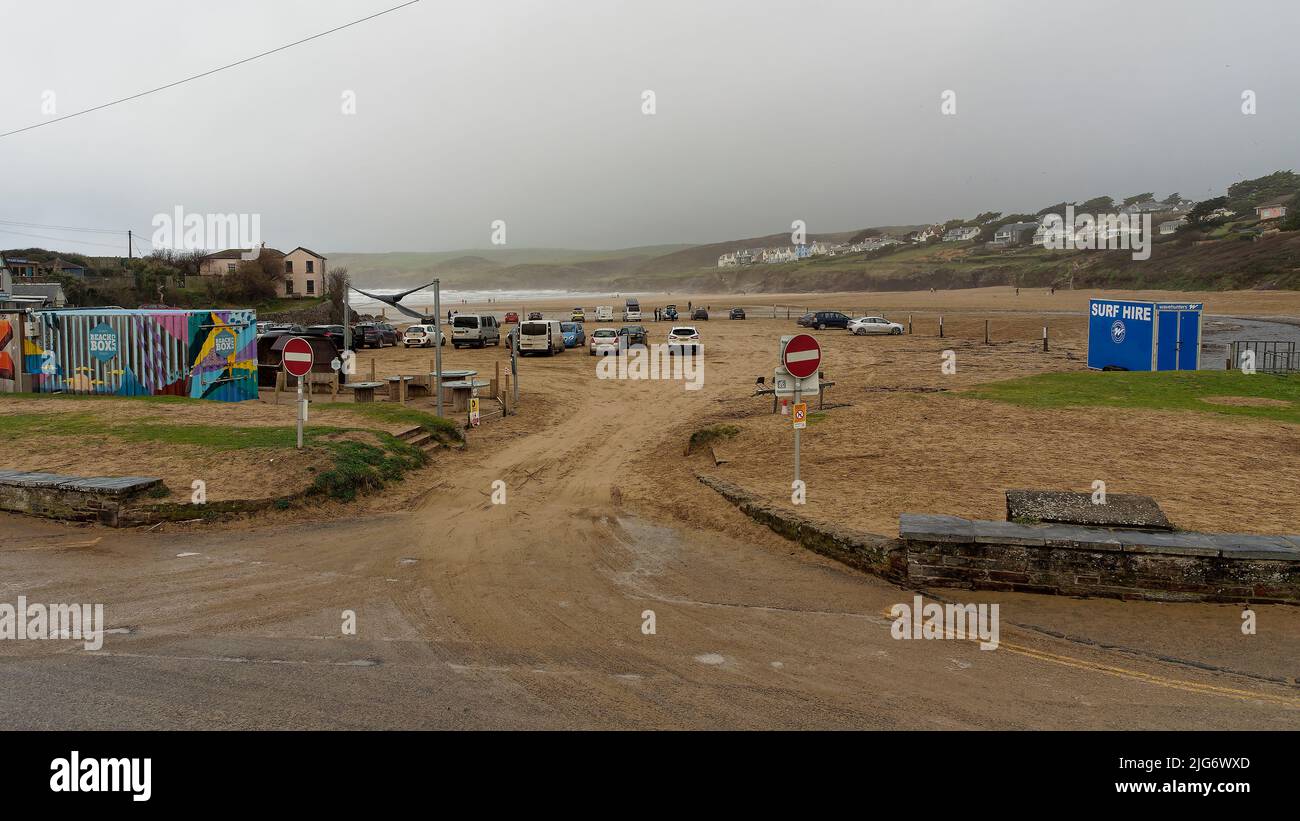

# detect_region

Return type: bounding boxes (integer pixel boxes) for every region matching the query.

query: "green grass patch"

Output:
[0,400,438,503]
[309,437,427,502]
[688,423,741,454]
[965,370,1300,424]
[320,402,464,444]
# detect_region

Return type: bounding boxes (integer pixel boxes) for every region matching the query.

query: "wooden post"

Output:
[400,375,407,405]
[984,319,990,345]
[1043,324,1049,352]
[939,315,944,338]
[369,360,376,382]
[275,369,284,405]
[908,314,912,334]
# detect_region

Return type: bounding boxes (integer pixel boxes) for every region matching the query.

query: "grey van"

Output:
[451,314,501,348]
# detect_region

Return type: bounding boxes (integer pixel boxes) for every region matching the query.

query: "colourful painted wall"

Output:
[27,309,257,401]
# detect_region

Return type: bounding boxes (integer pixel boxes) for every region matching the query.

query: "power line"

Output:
[0,217,128,234]
[0,227,132,251]
[0,0,422,140]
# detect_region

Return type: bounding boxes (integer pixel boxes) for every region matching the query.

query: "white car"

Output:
[589,327,620,356]
[666,326,701,355]
[848,316,904,335]
[403,324,445,347]
[594,306,614,322]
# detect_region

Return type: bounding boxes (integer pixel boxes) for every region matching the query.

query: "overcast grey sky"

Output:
[2,0,1297,255]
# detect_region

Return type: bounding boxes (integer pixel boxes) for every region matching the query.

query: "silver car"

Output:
[848,316,904,335]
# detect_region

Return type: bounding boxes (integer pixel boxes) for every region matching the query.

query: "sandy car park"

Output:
[3,286,1300,729]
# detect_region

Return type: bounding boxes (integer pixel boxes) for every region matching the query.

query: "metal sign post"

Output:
[281,336,315,450]
[433,279,443,418]
[779,333,821,493]
[792,383,802,483]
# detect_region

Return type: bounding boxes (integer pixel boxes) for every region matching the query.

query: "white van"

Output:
[595,305,614,322]
[519,320,565,356]
[623,299,641,321]
[451,314,501,348]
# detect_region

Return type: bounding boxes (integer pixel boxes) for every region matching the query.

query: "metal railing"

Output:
[1227,340,1299,373]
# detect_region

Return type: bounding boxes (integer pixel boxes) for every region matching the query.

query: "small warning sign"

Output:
[792,402,807,429]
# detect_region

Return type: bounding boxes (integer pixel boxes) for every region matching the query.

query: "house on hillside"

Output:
[4,257,39,278]
[942,226,980,242]
[1159,218,1187,235]
[717,252,738,268]
[1,258,67,308]
[199,245,326,297]
[1254,203,1289,221]
[41,257,87,278]
[198,247,284,277]
[989,221,1039,247]
[1120,200,1167,215]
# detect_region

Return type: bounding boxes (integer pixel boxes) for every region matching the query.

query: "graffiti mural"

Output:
[0,312,23,393]
[29,309,257,402]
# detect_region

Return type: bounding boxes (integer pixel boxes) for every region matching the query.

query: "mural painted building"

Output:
[25,308,258,401]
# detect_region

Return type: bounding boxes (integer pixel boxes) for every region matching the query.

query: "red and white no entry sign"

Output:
[282,336,314,378]
[782,333,822,379]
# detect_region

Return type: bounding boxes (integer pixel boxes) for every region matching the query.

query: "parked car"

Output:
[663,304,678,320]
[595,305,614,322]
[451,314,501,348]
[354,322,399,347]
[847,316,904,335]
[519,320,565,355]
[729,307,746,320]
[692,308,709,321]
[571,307,586,322]
[623,299,642,321]
[666,326,701,355]
[528,311,544,321]
[560,321,586,348]
[589,327,620,356]
[504,311,519,323]
[797,310,851,330]
[402,324,446,347]
[617,325,648,347]
[305,324,356,351]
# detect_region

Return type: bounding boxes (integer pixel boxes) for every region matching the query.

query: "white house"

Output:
[942,226,980,242]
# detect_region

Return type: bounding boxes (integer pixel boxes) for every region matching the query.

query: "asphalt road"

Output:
[2,369,1298,729]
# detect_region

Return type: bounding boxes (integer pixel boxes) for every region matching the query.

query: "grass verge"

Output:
[964,370,1300,424]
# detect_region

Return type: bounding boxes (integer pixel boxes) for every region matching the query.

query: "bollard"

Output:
[985,319,990,345]
[1043,325,1049,352]
[908,313,912,334]
[369,360,376,382]
[939,315,944,338]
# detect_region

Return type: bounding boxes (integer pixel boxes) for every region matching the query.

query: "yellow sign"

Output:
[469,397,481,427]
[792,402,807,429]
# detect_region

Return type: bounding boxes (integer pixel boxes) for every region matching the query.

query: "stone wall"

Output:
[697,474,1300,604]
[0,471,165,527]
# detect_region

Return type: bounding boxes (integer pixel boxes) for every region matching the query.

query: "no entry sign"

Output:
[282,336,314,378]
[782,333,821,379]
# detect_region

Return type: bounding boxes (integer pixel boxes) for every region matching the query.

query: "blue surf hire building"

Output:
[1087,298,1203,371]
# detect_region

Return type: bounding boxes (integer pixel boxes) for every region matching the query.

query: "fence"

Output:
[1227,340,1299,373]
